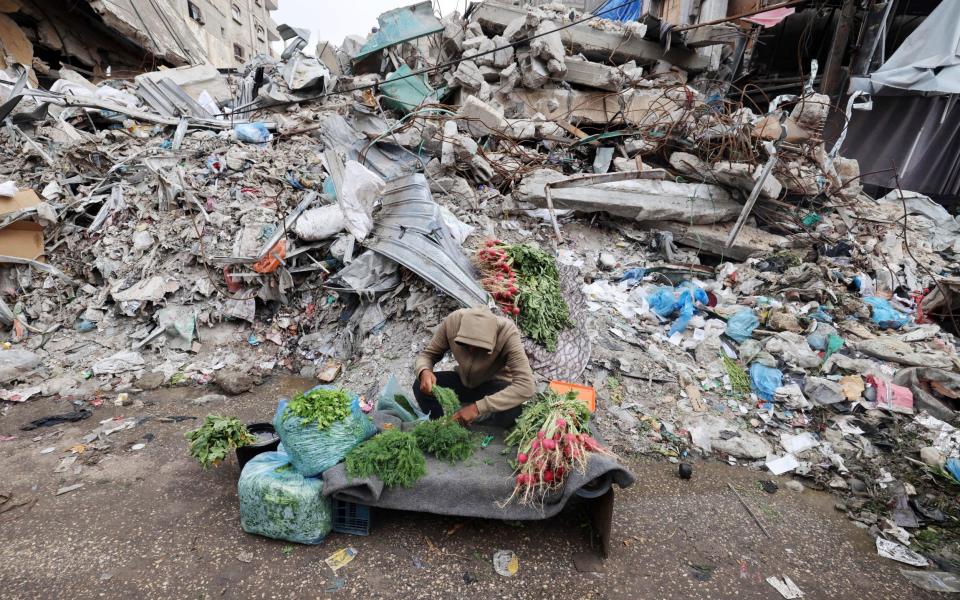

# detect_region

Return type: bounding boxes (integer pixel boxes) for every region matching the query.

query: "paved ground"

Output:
[0,376,943,599]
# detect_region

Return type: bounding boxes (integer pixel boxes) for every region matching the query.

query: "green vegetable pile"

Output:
[413,418,479,463]
[504,244,571,352]
[185,415,255,469]
[345,429,426,487]
[284,388,351,430]
[722,355,751,394]
[433,385,461,417]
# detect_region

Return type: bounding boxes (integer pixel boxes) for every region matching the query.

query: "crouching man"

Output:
[413,307,535,427]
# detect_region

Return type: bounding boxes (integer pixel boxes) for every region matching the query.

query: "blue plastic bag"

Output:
[618,267,647,287]
[273,387,377,477]
[234,122,273,144]
[947,458,960,484]
[864,297,909,329]
[649,287,678,318]
[238,450,332,544]
[726,309,759,343]
[808,305,833,323]
[749,363,783,401]
[668,290,695,336]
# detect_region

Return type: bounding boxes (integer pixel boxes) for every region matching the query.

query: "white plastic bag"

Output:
[0,181,18,197]
[293,204,345,241]
[339,160,384,241]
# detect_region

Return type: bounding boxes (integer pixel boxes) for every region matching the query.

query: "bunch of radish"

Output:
[475,240,520,316]
[503,390,613,506]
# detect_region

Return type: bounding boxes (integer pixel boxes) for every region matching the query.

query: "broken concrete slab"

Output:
[558,57,625,91]
[517,169,741,224]
[457,95,509,138]
[509,87,682,127]
[640,221,788,261]
[473,2,709,71]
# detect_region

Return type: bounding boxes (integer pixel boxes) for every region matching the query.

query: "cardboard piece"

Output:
[0,189,45,260]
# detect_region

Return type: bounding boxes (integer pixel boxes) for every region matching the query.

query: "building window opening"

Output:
[187,1,203,23]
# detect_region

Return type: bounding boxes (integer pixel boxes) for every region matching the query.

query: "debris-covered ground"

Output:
[0,1,958,596]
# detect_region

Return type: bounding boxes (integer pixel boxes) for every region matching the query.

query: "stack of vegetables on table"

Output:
[504,389,614,506]
[475,240,571,352]
[346,386,478,484]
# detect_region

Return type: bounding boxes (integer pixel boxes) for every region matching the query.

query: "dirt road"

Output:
[0,376,940,599]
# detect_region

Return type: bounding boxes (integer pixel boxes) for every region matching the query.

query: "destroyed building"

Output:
[0,0,958,585]
[0,0,280,80]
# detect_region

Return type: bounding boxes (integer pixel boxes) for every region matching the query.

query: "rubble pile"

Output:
[0,0,958,567]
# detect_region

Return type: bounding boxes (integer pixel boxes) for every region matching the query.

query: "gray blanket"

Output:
[322,421,635,520]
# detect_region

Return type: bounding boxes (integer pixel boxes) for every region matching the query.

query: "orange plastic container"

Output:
[548,381,596,412]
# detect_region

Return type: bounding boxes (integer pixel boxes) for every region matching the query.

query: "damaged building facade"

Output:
[0,0,959,591]
[0,0,280,82]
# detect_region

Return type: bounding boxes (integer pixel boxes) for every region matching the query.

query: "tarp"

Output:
[595,0,642,22]
[850,0,960,94]
[841,95,960,197]
[322,419,635,520]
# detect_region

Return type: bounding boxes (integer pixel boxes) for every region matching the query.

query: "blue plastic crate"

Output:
[332,499,371,536]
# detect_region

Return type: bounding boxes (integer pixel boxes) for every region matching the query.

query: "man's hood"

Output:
[454,307,498,352]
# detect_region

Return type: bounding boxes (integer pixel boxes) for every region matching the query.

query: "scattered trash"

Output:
[766,454,800,476]
[875,538,929,567]
[54,483,84,496]
[899,570,960,593]
[493,550,519,577]
[678,463,693,480]
[324,547,358,572]
[21,410,92,431]
[766,575,804,599]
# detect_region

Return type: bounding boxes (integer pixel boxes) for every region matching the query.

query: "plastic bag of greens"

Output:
[238,450,332,544]
[375,376,428,423]
[273,386,377,476]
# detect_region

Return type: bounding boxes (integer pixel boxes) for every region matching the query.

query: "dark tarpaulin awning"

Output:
[841,94,960,198]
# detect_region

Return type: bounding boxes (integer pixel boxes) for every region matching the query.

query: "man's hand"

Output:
[452,402,480,426]
[419,370,437,395]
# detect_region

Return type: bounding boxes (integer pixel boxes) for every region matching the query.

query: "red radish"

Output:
[543,470,554,483]
[542,438,556,451]
[536,431,545,440]
[556,418,567,428]
[517,453,528,464]
[512,306,521,315]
